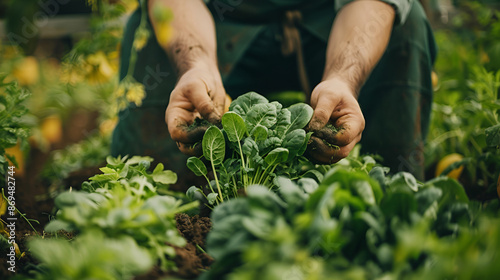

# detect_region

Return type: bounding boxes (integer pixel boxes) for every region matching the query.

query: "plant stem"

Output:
[126,0,148,78]
[211,160,223,202]
[2,189,40,237]
[173,200,200,214]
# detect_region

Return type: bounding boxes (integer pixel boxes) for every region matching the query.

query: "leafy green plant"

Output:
[0,75,30,182]
[42,156,198,272]
[28,230,153,280]
[187,92,314,205]
[41,133,110,184]
[427,67,500,198]
[200,161,490,279]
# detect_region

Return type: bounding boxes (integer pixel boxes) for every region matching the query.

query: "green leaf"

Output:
[265,147,289,166]
[153,163,164,174]
[302,169,323,183]
[187,186,205,201]
[203,126,226,165]
[44,220,74,232]
[242,137,259,158]
[29,231,154,278]
[247,185,287,209]
[380,192,417,222]
[424,177,469,205]
[388,172,419,192]
[352,180,376,206]
[485,123,500,148]
[298,131,313,156]
[274,108,291,137]
[252,124,268,141]
[287,103,314,131]
[415,187,443,216]
[259,137,282,154]
[207,193,218,205]
[276,177,308,208]
[229,91,269,115]
[245,103,277,131]
[297,177,319,194]
[282,129,306,160]
[187,157,208,176]
[126,156,154,166]
[222,112,247,142]
[151,170,177,185]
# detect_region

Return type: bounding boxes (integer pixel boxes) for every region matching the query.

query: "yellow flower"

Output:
[122,0,139,13]
[12,56,39,86]
[114,83,126,98]
[155,22,174,46]
[152,2,174,46]
[133,27,150,51]
[85,51,116,84]
[126,82,146,106]
[99,117,118,136]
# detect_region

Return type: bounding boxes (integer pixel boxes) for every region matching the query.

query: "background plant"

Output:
[35,156,197,274]
[0,75,30,183]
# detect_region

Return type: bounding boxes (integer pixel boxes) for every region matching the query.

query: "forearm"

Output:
[148,0,217,75]
[323,0,395,95]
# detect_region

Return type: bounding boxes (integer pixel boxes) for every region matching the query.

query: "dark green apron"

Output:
[111,0,437,185]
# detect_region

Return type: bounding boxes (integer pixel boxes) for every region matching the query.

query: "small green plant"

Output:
[29,230,153,280]
[42,156,198,272]
[0,75,30,183]
[186,92,315,205]
[427,67,500,198]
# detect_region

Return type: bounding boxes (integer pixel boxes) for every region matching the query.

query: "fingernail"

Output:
[308,119,323,131]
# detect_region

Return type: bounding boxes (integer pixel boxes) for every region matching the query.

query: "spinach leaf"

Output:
[203,126,225,165]
[222,112,247,143]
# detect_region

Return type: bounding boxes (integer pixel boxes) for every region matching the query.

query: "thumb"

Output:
[308,92,339,131]
[189,85,222,124]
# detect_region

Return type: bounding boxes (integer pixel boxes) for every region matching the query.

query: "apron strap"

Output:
[281,10,311,102]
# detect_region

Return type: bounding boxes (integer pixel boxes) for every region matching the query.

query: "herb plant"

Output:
[200,160,493,279]
[41,156,198,272]
[29,230,153,280]
[187,92,314,205]
[0,75,30,183]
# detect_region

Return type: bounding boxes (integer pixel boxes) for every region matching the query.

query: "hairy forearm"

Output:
[323,0,395,95]
[148,0,217,75]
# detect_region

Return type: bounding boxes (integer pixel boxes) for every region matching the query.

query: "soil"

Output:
[135,213,213,280]
[0,230,40,279]
[173,214,213,277]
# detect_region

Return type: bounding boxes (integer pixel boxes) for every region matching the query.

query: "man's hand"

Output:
[307,78,365,163]
[148,0,222,155]
[307,0,394,163]
[165,62,226,155]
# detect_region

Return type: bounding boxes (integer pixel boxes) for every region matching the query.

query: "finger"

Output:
[176,141,203,156]
[212,90,227,118]
[308,91,341,131]
[166,107,208,143]
[306,136,357,164]
[329,102,365,146]
[187,83,222,124]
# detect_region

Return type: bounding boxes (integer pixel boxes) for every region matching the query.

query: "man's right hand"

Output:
[165,62,226,155]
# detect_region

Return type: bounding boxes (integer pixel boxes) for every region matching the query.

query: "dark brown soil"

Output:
[174,214,213,276]
[135,213,213,280]
[0,230,40,279]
